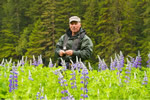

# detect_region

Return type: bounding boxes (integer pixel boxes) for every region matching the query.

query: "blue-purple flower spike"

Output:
[28,70,34,81]
[61,58,67,71]
[132,51,142,68]
[124,58,131,84]
[70,60,77,89]
[32,55,38,66]
[142,71,148,85]
[9,65,18,92]
[80,62,89,100]
[49,58,53,68]
[110,57,116,70]
[56,70,71,99]
[146,53,150,68]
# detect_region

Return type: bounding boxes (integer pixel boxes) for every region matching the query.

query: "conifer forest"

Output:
[0,0,150,66]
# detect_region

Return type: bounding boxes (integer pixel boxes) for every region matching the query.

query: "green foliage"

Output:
[0,64,150,99]
[0,0,150,65]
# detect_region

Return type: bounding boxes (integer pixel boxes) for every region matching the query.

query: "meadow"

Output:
[0,52,150,100]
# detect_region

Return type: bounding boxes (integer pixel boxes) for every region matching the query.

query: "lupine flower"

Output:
[142,71,148,85]
[119,51,124,68]
[117,71,122,86]
[28,70,34,81]
[36,87,45,100]
[0,58,4,67]
[56,70,70,99]
[60,58,67,71]
[132,51,142,68]
[110,57,116,70]
[75,56,81,72]
[98,55,108,71]
[146,53,150,68]
[32,60,38,66]
[116,58,122,71]
[32,55,38,66]
[38,55,43,65]
[53,69,61,75]
[56,70,74,100]
[80,63,89,99]
[36,92,40,99]
[98,55,102,71]
[9,66,18,92]
[49,58,53,68]
[70,72,77,89]
[70,60,77,89]
[88,62,93,71]
[124,58,131,84]
[21,56,25,66]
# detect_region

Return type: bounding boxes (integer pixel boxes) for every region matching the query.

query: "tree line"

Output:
[0,0,150,67]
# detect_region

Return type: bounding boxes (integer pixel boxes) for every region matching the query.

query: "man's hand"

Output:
[59,50,66,56]
[65,50,73,56]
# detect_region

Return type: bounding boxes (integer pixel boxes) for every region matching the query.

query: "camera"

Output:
[63,46,66,56]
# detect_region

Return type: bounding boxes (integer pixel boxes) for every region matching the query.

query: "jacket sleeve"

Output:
[72,35,93,61]
[55,35,64,57]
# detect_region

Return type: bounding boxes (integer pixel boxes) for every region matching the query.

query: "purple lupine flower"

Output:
[110,57,116,70]
[146,53,150,68]
[142,71,148,85]
[36,87,45,100]
[60,58,67,71]
[116,59,122,71]
[32,55,39,66]
[49,58,53,67]
[28,70,34,81]
[98,55,102,71]
[40,96,44,99]
[70,71,77,89]
[119,51,124,68]
[9,66,18,92]
[37,55,43,65]
[20,56,25,66]
[75,56,82,72]
[124,58,131,84]
[32,60,38,66]
[132,51,142,68]
[80,63,89,100]
[56,70,70,99]
[36,92,40,99]
[98,56,108,71]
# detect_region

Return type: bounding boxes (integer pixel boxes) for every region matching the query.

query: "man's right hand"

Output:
[59,50,66,57]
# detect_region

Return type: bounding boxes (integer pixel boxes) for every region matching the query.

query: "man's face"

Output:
[69,21,81,33]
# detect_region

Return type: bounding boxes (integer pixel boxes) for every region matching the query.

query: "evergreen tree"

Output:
[0,0,20,60]
[96,0,138,63]
[137,0,150,63]
[25,19,44,59]
[25,0,56,64]
[82,0,100,64]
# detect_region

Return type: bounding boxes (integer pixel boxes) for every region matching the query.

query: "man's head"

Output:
[69,16,81,33]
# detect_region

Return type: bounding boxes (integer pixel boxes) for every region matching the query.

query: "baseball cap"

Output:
[69,16,81,23]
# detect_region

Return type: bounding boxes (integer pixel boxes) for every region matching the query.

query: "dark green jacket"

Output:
[55,28,93,63]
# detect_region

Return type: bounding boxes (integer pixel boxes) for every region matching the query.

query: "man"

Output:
[55,16,93,68]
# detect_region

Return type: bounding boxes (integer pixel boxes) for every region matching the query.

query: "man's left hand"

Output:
[65,50,73,56]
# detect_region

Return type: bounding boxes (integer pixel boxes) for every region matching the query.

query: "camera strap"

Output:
[63,34,68,50]
[63,32,85,51]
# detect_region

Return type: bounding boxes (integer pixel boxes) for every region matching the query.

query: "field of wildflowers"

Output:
[0,52,150,100]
